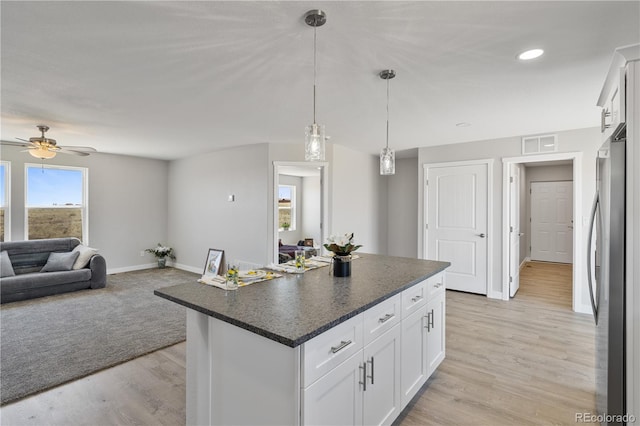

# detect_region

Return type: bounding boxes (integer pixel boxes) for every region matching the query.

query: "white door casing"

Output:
[501,152,584,313]
[425,162,489,295]
[509,164,521,297]
[530,181,574,264]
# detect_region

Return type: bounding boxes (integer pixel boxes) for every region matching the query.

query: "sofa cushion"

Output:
[41,252,80,272]
[71,244,98,270]
[0,269,92,294]
[1,238,82,275]
[1,251,15,278]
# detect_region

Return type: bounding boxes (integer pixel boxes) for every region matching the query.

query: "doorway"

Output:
[272,162,328,265]
[502,152,586,314]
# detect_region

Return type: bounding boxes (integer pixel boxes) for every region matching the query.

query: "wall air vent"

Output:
[521,134,557,155]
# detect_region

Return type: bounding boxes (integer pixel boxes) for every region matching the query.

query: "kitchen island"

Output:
[155,254,449,426]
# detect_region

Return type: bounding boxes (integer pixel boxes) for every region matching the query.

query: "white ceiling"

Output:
[1,1,638,160]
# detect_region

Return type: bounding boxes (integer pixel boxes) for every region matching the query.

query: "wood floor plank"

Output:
[1,261,595,425]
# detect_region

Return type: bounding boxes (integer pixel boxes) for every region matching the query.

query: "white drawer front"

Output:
[363,293,401,346]
[401,279,427,319]
[426,272,445,299]
[302,313,363,387]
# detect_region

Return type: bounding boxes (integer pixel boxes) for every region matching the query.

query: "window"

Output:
[25,164,88,243]
[278,185,296,231]
[0,161,10,242]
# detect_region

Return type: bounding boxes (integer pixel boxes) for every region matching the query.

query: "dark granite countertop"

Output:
[155,254,449,348]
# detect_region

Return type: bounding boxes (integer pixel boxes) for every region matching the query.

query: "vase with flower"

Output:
[145,243,176,269]
[323,233,362,277]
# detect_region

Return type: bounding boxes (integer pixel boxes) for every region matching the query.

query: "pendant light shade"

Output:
[380,69,396,175]
[304,10,327,161]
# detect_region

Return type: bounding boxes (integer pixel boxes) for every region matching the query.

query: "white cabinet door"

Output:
[303,350,363,426]
[426,292,445,377]
[400,307,428,408]
[363,325,401,426]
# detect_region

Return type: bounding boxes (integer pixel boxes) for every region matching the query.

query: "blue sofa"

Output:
[0,238,106,304]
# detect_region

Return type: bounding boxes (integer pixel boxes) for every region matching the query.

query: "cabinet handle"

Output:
[423,314,430,331]
[434,283,443,288]
[411,295,423,303]
[367,357,374,385]
[359,363,367,391]
[601,108,611,133]
[378,313,395,323]
[429,309,435,330]
[330,340,352,354]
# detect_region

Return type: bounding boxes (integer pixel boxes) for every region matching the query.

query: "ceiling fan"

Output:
[0,124,97,159]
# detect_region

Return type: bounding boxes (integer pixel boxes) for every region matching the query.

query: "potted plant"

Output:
[323,233,362,277]
[282,222,291,231]
[145,243,175,269]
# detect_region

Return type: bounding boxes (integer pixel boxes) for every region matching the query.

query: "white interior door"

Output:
[426,163,488,294]
[509,164,521,297]
[531,181,573,263]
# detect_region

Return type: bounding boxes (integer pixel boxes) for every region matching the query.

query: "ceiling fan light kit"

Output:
[379,69,396,176]
[0,124,97,160]
[304,9,327,162]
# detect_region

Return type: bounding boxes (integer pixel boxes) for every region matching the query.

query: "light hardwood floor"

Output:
[1,261,594,425]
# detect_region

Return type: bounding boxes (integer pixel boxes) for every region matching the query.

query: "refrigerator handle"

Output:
[587,193,599,324]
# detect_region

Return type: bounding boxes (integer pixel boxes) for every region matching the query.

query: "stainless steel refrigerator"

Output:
[588,124,626,424]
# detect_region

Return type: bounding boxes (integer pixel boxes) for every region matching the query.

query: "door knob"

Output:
[477,233,486,238]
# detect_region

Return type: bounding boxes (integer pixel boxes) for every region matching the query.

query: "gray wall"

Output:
[331,144,387,255]
[387,157,419,258]
[0,145,169,272]
[301,175,321,247]
[417,126,600,299]
[168,144,269,272]
[524,164,573,259]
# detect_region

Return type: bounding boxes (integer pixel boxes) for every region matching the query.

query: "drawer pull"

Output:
[411,295,423,303]
[330,340,352,354]
[434,283,443,288]
[378,313,395,323]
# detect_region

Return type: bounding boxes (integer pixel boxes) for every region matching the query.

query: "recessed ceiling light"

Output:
[518,49,544,61]
[456,122,471,127]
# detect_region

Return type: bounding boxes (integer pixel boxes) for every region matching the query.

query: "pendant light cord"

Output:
[386,76,390,149]
[313,23,317,124]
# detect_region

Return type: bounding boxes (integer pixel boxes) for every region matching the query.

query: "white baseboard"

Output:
[520,257,531,270]
[173,263,202,274]
[107,263,157,274]
[487,290,503,300]
[107,262,201,275]
[574,301,593,315]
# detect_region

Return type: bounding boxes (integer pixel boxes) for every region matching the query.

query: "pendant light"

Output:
[379,69,396,175]
[304,10,326,161]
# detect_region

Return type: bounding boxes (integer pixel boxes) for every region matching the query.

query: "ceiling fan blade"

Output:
[58,145,97,152]
[57,148,91,156]
[16,137,31,142]
[1,139,32,147]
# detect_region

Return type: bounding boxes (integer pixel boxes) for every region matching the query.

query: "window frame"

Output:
[278,184,296,232]
[24,163,89,244]
[0,161,11,242]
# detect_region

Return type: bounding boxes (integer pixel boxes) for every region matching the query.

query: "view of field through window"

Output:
[26,166,85,241]
[278,185,294,230]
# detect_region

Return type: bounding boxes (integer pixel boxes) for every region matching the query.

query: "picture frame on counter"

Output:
[203,248,225,277]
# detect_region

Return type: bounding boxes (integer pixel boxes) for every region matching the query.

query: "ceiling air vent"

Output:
[521,134,557,155]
